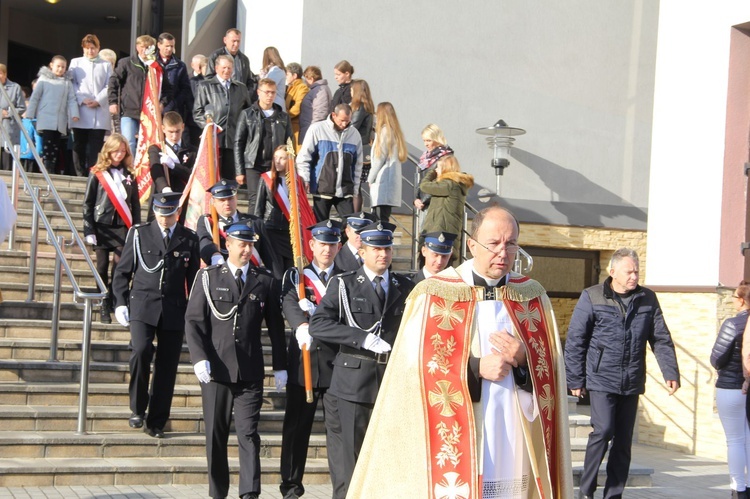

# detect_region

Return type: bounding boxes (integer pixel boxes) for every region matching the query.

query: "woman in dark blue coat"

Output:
[711,281,750,499]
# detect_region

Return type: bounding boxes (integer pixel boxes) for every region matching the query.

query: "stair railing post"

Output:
[49,234,64,361]
[412,168,420,270]
[461,208,469,263]
[7,144,20,250]
[76,297,94,435]
[26,185,41,302]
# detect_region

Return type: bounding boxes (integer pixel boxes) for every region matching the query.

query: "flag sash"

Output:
[95,170,133,229]
[302,268,326,303]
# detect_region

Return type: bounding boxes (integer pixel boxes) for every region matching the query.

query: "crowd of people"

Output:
[0,27,700,499]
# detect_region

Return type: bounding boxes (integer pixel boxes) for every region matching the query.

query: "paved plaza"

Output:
[0,442,732,498]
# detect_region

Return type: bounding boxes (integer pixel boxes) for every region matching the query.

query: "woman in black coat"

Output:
[711,280,750,499]
[83,133,141,323]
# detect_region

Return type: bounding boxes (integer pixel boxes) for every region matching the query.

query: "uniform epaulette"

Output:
[182,227,197,235]
[338,270,359,278]
[132,222,148,229]
[204,263,222,270]
[250,266,273,276]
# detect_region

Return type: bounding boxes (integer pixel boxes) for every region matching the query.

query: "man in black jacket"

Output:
[196,180,281,278]
[111,192,200,438]
[206,28,257,96]
[108,34,173,157]
[147,112,196,223]
[309,222,415,499]
[193,55,251,180]
[565,248,680,499]
[332,212,376,273]
[279,220,343,499]
[185,220,287,499]
[234,78,293,210]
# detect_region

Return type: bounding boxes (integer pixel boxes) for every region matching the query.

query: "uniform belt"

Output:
[339,345,390,365]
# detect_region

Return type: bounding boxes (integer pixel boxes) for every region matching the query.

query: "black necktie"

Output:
[373,276,385,306]
[319,270,328,285]
[235,269,244,293]
[172,143,180,153]
[163,228,170,248]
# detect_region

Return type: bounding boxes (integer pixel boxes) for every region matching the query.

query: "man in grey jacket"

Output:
[565,248,680,499]
[296,104,362,222]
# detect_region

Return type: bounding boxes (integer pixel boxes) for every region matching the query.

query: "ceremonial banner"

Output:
[133,62,163,203]
[260,170,315,262]
[181,123,221,231]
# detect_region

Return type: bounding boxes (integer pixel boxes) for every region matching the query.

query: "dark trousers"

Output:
[312,196,353,223]
[323,392,374,499]
[265,227,293,272]
[280,384,326,498]
[218,147,235,181]
[94,246,122,303]
[245,167,267,214]
[371,205,392,223]
[201,379,264,499]
[40,130,62,173]
[580,391,640,499]
[71,128,105,176]
[128,319,184,430]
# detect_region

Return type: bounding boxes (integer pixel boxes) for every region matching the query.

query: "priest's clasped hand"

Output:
[489,329,527,367]
[363,333,391,354]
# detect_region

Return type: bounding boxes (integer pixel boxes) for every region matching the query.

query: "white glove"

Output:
[194,360,211,384]
[298,298,317,315]
[161,186,173,193]
[274,370,288,391]
[210,254,225,266]
[363,333,391,354]
[159,152,177,169]
[84,234,97,245]
[295,324,312,350]
[114,306,130,327]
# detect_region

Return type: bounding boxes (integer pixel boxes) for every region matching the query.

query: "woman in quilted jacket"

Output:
[711,280,750,499]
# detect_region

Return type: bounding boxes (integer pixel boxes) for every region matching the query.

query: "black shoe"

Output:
[578,493,593,499]
[145,426,165,438]
[239,494,259,499]
[100,310,111,324]
[128,413,144,428]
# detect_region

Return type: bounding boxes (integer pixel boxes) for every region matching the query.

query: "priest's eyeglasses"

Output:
[471,238,520,256]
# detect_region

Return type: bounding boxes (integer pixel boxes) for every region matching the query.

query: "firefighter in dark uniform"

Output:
[411,231,456,284]
[279,219,344,499]
[111,191,200,437]
[309,222,415,499]
[185,220,287,499]
[196,179,281,277]
[332,212,376,273]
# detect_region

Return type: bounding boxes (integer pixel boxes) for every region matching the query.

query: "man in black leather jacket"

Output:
[234,78,293,210]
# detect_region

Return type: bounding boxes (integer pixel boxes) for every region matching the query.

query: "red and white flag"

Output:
[133,62,163,204]
[180,123,221,231]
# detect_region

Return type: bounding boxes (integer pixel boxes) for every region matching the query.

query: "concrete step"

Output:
[0,336,275,366]
[0,359,285,387]
[0,430,328,460]
[0,250,100,273]
[0,265,99,287]
[0,455,331,487]
[1,281,93,303]
[571,462,654,487]
[0,404,324,434]
[0,301,87,321]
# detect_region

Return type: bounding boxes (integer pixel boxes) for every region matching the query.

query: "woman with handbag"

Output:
[82,133,141,323]
[350,79,374,211]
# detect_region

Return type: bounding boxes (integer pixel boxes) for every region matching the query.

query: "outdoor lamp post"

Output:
[476,119,526,196]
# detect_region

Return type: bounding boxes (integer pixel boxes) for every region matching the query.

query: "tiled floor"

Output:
[0,442,732,498]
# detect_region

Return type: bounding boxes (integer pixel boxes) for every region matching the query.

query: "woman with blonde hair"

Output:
[83,133,141,322]
[414,123,454,212]
[259,46,286,110]
[350,79,374,211]
[419,154,473,260]
[711,281,750,499]
[368,102,407,222]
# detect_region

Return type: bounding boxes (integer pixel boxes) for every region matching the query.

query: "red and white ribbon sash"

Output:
[261,171,291,221]
[302,268,326,303]
[95,170,133,228]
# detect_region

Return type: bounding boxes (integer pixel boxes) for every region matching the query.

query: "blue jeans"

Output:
[119,117,139,156]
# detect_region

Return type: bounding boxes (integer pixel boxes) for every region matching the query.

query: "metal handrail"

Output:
[0,82,107,435]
